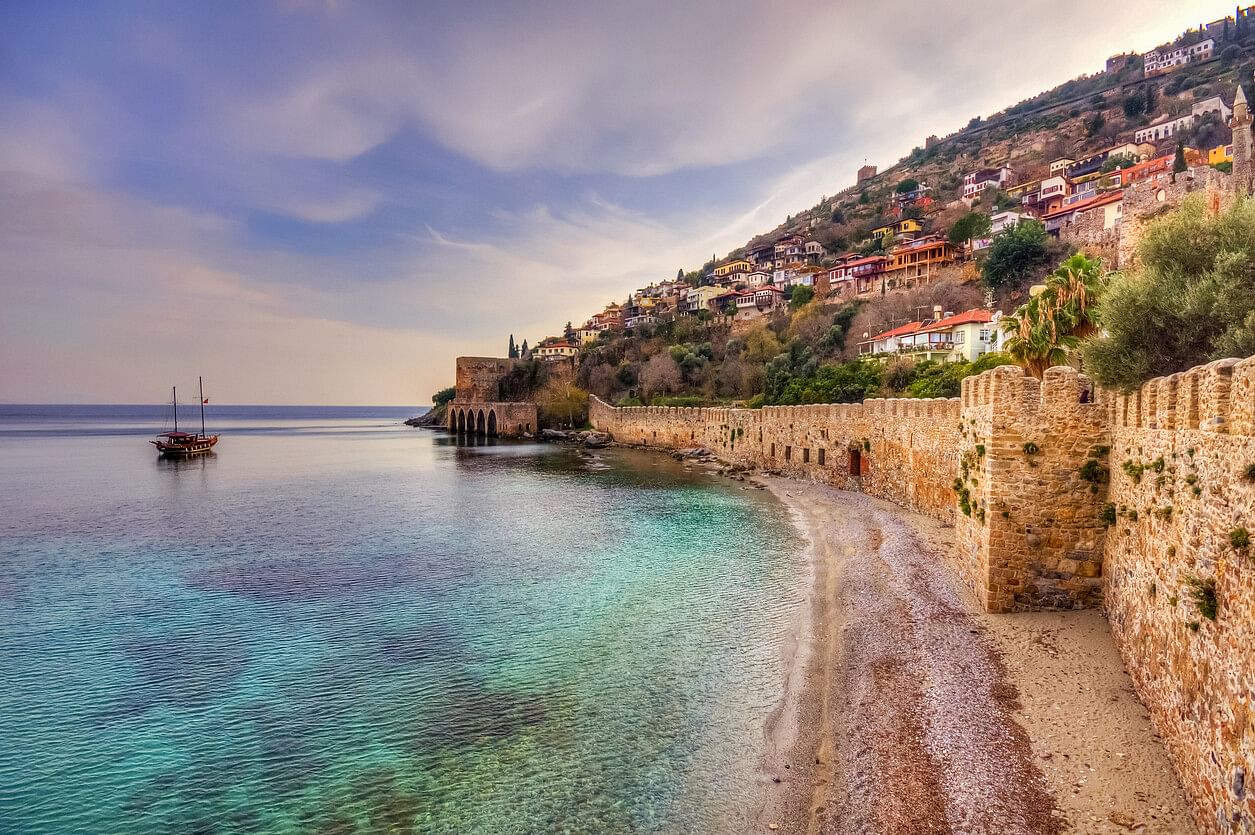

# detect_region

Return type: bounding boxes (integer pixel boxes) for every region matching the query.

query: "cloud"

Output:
[0,0,1230,405]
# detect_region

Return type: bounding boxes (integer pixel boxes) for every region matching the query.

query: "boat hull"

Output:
[151,435,219,457]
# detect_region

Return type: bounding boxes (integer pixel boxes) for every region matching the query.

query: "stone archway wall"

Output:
[446,400,538,438]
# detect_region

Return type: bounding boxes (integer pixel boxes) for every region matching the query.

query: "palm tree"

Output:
[1002,253,1106,379]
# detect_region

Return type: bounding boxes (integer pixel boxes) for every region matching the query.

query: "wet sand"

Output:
[753,478,1196,835]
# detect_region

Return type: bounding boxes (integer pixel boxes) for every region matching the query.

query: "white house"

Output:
[1143,38,1214,75]
[990,210,1028,234]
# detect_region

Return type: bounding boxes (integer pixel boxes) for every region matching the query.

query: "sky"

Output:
[0,0,1228,405]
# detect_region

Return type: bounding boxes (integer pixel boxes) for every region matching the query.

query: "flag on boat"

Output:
[202,398,209,404]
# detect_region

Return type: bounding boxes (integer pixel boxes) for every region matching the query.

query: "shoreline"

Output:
[747,475,1196,834]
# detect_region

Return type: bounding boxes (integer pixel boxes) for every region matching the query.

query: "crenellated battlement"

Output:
[1108,355,1255,435]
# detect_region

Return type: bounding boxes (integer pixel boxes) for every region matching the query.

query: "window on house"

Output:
[979,329,991,342]
[803,448,810,464]
[818,448,826,465]
[770,443,776,457]
[785,446,792,461]
[955,331,965,343]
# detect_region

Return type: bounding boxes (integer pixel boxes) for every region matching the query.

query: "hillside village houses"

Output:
[1143,38,1215,75]
[537,62,1253,378]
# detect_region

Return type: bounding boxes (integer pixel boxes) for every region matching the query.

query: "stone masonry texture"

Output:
[588,356,1255,833]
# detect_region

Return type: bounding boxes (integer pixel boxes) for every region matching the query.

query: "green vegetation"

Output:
[432,386,456,407]
[948,212,992,247]
[1082,196,1255,390]
[981,220,1051,292]
[1184,576,1218,621]
[1232,527,1251,550]
[1002,253,1106,378]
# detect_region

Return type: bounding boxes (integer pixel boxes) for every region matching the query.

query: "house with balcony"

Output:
[859,308,1001,361]
[773,235,805,267]
[744,270,771,287]
[858,321,926,356]
[535,339,579,360]
[884,236,957,290]
[1049,158,1074,176]
[834,254,889,296]
[962,166,1016,202]
[1143,38,1215,76]
[870,218,925,243]
[748,244,775,269]
[684,285,728,314]
[712,258,752,278]
[898,309,1001,362]
[803,240,825,262]
[1024,175,1069,215]
[1042,190,1124,237]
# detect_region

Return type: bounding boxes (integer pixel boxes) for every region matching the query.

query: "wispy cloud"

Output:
[0,0,1227,403]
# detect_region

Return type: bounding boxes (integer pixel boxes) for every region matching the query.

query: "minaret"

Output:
[1232,79,1253,196]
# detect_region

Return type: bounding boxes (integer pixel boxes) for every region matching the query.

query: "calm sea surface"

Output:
[0,405,805,834]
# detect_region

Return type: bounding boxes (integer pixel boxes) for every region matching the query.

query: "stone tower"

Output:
[1232,80,1253,196]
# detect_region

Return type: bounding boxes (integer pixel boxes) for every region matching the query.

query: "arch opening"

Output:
[476,410,486,435]
[487,409,498,436]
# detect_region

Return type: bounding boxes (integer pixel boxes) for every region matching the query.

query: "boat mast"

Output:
[199,376,206,437]
[172,386,178,433]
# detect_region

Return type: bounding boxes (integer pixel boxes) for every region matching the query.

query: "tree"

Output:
[520,339,530,359]
[789,285,815,309]
[1122,92,1147,119]
[536,380,589,428]
[677,268,685,281]
[508,334,518,359]
[639,354,682,401]
[1143,82,1157,114]
[1002,253,1107,378]
[744,324,783,364]
[1173,141,1188,174]
[432,386,456,406]
[948,211,992,247]
[1081,195,1255,390]
[982,219,1050,291]
[564,321,574,341]
[1085,112,1106,137]
[895,178,920,194]
[1100,153,1137,173]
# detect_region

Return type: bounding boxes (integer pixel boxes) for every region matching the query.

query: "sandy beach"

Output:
[752,477,1196,835]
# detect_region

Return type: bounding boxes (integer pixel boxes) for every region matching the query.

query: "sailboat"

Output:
[151,376,219,456]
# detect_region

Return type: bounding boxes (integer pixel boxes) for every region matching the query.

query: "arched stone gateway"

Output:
[444,397,538,439]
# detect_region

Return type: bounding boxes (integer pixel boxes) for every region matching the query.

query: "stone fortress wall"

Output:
[1102,358,1255,833]
[589,356,1255,834]
[447,357,538,437]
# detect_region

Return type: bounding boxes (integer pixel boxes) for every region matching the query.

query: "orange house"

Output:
[884,236,957,289]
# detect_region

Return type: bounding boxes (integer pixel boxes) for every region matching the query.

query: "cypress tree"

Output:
[1173,141,1188,174]
[520,339,530,359]
[508,334,518,359]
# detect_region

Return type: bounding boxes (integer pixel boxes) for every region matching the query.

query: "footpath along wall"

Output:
[589,357,1255,833]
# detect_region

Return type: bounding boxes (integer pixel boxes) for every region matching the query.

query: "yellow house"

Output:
[871,218,924,240]
[1209,143,1234,165]
[712,259,752,277]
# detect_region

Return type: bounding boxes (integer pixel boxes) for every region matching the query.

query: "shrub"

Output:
[1082,195,1255,390]
[431,386,456,407]
[1184,576,1218,620]
[982,220,1051,291]
[1232,528,1251,549]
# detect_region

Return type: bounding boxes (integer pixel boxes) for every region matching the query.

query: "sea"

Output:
[0,404,806,834]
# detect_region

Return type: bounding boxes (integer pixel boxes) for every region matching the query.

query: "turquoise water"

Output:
[0,406,805,834]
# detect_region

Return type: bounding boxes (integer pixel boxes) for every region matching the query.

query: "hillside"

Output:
[730,29,1253,268]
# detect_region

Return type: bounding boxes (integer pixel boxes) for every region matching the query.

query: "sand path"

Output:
[754,479,1195,835]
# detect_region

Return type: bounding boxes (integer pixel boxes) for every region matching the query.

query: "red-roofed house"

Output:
[858,321,926,356]
[1041,191,1123,238]
[895,309,1001,362]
